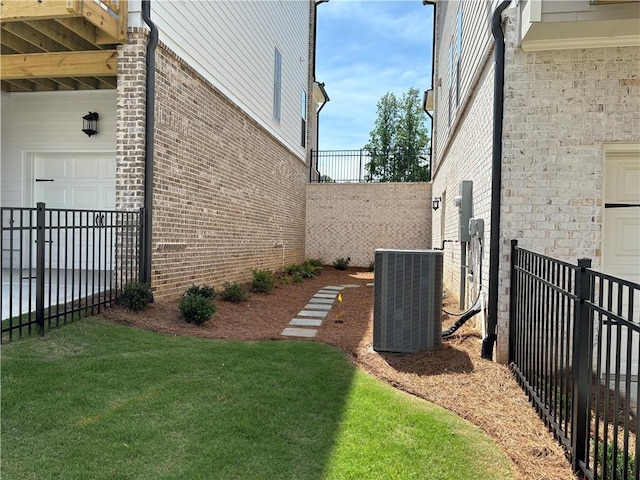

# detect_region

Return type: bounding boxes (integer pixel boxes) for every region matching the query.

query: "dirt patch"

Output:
[103,267,576,480]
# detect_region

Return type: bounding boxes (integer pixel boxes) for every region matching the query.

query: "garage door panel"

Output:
[33,152,116,270]
[73,157,100,179]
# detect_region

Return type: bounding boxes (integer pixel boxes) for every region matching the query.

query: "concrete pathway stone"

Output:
[304,303,331,310]
[297,310,328,318]
[290,318,323,327]
[308,298,334,304]
[322,286,345,291]
[281,327,317,338]
[314,293,337,299]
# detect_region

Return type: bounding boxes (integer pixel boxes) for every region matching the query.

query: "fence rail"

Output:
[310,149,430,183]
[509,240,638,479]
[1,203,142,342]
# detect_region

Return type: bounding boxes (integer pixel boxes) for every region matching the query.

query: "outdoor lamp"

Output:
[82,112,99,137]
[432,196,441,211]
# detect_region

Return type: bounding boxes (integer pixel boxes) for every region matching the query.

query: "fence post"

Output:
[138,207,145,284]
[36,202,46,336]
[508,239,518,364]
[571,257,592,474]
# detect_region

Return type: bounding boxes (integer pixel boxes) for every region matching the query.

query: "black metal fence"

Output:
[509,240,638,479]
[1,203,142,342]
[310,149,372,183]
[310,149,431,183]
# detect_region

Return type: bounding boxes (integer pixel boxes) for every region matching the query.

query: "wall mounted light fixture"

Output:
[82,112,99,137]
[432,196,442,211]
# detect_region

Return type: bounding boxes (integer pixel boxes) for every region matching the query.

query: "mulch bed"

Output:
[103,267,577,480]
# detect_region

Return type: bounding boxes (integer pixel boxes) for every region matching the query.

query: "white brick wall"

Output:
[431,7,640,363]
[306,183,432,267]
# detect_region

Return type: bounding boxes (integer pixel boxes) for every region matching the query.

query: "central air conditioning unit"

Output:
[373,249,443,353]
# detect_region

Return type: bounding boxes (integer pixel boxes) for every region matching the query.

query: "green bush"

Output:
[281,275,291,286]
[596,440,636,479]
[183,284,216,300]
[179,294,216,325]
[368,261,375,272]
[220,281,248,303]
[292,272,304,283]
[252,269,274,293]
[333,257,351,271]
[305,258,324,268]
[119,282,152,311]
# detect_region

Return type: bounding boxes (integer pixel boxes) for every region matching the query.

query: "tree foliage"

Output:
[364,87,430,182]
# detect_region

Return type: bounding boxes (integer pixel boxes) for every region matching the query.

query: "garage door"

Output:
[601,147,640,379]
[34,153,116,269]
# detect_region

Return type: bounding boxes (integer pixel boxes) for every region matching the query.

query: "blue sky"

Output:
[316,0,434,151]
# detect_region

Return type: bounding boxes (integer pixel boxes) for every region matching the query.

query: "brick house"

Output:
[1,0,328,299]
[426,0,640,362]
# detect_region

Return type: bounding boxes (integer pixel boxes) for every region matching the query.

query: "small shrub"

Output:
[179,294,216,325]
[595,440,636,479]
[305,258,324,268]
[183,284,216,300]
[119,281,152,311]
[301,259,322,277]
[282,264,302,276]
[281,275,291,285]
[292,272,304,283]
[333,257,351,270]
[220,281,248,303]
[252,269,274,293]
[368,261,375,272]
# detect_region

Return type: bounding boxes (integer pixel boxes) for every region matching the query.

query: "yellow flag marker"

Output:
[337,293,343,302]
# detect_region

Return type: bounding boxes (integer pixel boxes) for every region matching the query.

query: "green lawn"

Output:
[1,319,513,480]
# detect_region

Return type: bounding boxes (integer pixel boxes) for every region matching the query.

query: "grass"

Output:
[1,319,513,480]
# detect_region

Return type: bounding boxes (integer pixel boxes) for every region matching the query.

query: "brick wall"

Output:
[116,29,147,211]
[498,15,640,361]
[306,183,432,267]
[134,40,307,299]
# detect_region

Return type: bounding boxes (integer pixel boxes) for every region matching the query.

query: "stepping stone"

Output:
[322,286,345,291]
[341,284,360,288]
[290,318,323,327]
[281,327,317,338]
[317,289,340,295]
[366,283,374,287]
[314,293,337,299]
[309,298,334,304]
[297,310,328,318]
[304,303,331,310]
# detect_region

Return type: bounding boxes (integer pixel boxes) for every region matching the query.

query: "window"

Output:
[301,89,307,148]
[448,42,454,127]
[456,4,463,106]
[273,48,282,122]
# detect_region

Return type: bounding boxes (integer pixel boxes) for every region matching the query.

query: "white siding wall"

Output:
[151,0,310,159]
[1,90,117,208]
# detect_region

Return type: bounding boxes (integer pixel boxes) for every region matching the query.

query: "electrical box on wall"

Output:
[454,180,473,242]
[469,218,484,239]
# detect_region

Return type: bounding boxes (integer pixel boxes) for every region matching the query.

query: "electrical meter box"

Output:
[454,181,473,242]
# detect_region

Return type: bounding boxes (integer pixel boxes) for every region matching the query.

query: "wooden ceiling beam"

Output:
[2,22,68,52]
[1,78,36,92]
[1,30,45,54]
[24,20,96,51]
[55,18,98,47]
[1,1,126,44]
[1,50,117,80]
[50,77,79,89]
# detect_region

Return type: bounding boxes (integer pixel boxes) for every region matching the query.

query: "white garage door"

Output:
[601,148,640,379]
[34,153,116,270]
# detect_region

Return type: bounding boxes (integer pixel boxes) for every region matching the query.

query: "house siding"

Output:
[151,0,310,158]
[306,183,432,268]
[149,41,307,300]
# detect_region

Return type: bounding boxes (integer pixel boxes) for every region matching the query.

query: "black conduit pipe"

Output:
[483,0,511,360]
[141,0,158,287]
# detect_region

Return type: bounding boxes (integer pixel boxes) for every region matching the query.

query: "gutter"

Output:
[483,0,512,360]
[422,0,436,179]
[141,0,158,286]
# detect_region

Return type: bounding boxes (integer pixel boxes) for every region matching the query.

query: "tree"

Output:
[364,87,430,182]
